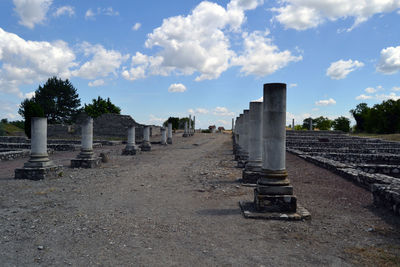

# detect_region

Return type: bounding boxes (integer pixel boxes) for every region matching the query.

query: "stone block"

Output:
[71,157,101,168]
[254,189,297,213]
[15,165,63,180]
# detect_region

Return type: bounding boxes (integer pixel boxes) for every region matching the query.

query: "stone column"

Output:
[141,126,151,151]
[161,127,167,145]
[255,83,296,212]
[309,118,313,131]
[71,117,101,168]
[232,118,234,131]
[292,118,295,130]
[234,114,242,160]
[167,123,173,144]
[15,117,61,180]
[183,121,188,137]
[242,101,263,183]
[237,109,249,168]
[193,116,196,135]
[122,126,138,155]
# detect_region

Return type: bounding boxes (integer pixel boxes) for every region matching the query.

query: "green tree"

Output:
[19,99,45,138]
[350,103,370,132]
[178,117,194,129]
[163,117,180,130]
[84,96,121,118]
[302,117,316,130]
[332,116,350,132]
[18,77,81,124]
[314,116,332,130]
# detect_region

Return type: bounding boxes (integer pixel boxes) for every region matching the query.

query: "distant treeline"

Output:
[351,99,400,134]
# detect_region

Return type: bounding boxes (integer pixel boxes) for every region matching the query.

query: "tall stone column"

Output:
[237,109,249,168]
[122,126,138,155]
[193,116,196,135]
[309,118,313,131]
[15,117,61,180]
[234,114,243,160]
[292,118,295,130]
[71,117,101,168]
[161,127,167,145]
[232,118,234,131]
[242,101,263,183]
[141,126,151,151]
[183,121,188,137]
[189,115,192,136]
[255,83,296,212]
[167,123,173,144]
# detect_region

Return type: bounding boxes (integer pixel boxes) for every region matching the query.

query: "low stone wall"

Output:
[0,149,30,161]
[0,136,28,143]
[0,142,102,151]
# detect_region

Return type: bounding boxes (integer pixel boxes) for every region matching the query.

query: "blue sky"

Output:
[1,0,400,129]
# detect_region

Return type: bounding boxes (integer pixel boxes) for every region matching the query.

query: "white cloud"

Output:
[188,108,209,114]
[315,98,336,106]
[122,52,171,81]
[326,59,364,80]
[148,114,165,125]
[168,83,187,93]
[213,106,235,116]
[13,0,52,29]
[253,96,263,102]
[24,91,35,99]
[132,22,141,31]
[231,30,302,76]
[88,79,105,87]
[376,45,400,74]
[376,92,400,101]
[217,119,229,127]
[271,0,400,31]
[365,87,377,94]
[53,6,74,17]
[392,86,400,91]
[72,42,129,79]
[355,94,373,100]
[85,7,119,20]
[0,27,76,97]
[288,83,297,88]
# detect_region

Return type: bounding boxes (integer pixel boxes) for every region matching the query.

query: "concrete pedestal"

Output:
[122,126,138,155]
[15,117,62,180]
[71,117,101,168]
[141,126,151,151]
[167,123,173,144]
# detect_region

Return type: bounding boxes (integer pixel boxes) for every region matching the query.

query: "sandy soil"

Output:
[0,133,399,266]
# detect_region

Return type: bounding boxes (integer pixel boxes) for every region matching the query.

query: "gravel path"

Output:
[0,133,399,266]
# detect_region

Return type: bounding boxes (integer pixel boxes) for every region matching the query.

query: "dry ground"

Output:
[0,133,399,266]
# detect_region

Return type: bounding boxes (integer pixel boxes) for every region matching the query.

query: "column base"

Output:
[141,141,151,151]
[122,145,138,155]
[239,201,311,221]
[254,189,297,213]
[167,138,172,144]
[71,156,101,168]
[182,133,189,137]
[15,165,63,180]
[242,169,261,184]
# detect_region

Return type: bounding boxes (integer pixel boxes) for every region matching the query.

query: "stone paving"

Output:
[286,130,400,216]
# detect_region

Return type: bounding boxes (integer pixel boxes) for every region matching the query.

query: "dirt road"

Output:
[0,133,399,266]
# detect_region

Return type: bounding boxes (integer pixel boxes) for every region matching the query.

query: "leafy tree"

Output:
[163,117,180,130]
[84,96,121,118]
[18,77,81,124]
[350,103,370,132]
[19,99,45,138]
[302,117,316,130]
[294,125,304,131]
[9,120,25,130]
[1,118,8,124]
[178,117,194,129]
[0,121,5,136]
[314,116,332,130]
[332,116,350,132]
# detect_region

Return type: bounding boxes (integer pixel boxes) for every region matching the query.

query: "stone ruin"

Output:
[286,130,400,216]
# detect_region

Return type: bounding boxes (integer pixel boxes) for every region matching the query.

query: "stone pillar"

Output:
[242,101,263,183]
[234,114,243,160]
[183,121,189,137]
[232,118,234,131]
[161,127,167,145]
[309,118,313,131]
[292,118,295,130]
[253,83,296,212]
[122,126,138,155]
[167,123,173,144]
[141,126,151,151]
[71,117,101,168]
[15,117,61,180]
[193,116,196,135]
[237,109,249,168]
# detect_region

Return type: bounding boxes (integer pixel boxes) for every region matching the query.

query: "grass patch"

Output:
[0,123,24,136]
[350,133,400,142]
[344,245,400,266]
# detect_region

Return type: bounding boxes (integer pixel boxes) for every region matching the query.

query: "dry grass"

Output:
[350,133,400,142]
[344,245,400,267]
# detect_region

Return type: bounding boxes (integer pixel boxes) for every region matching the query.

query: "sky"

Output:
[0,0,400,129]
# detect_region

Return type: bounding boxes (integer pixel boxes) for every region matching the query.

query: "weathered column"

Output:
[183,121,189,137]
[161,127,167,145]
[122,126,138,155]
[292,118,295,130]
[232,118,234,131]
[71,117,101,168]
[234,114,242,160]
[237,109,249,168]
[193,116,196,135]
[309,118,313,131]
[15,117,61,180]
[167,123,173,144]
[242,101,263,183]
[141,126,151,151]
[255,83,296,212]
